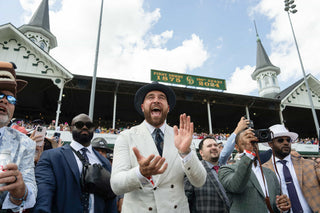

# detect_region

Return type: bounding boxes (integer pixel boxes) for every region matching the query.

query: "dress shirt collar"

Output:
[143,120,166,135]
[70,140,94,154]
[273,154,292,165]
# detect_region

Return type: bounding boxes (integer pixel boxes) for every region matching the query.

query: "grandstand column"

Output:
[207,101,212,134]
[55,80,65,129]
[112,82,119,129]
[279,104,284,125]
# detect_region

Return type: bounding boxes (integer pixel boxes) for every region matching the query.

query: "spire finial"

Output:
[254,20,260,41]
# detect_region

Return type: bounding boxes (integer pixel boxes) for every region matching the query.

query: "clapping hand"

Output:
[132,147,168,178]
[174,113,193,155]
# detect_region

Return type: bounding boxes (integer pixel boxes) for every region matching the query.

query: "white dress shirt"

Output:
[70,140,102,213]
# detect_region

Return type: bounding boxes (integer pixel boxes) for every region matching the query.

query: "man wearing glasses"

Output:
[34,114,117,213]
[263,124,320,213]
[0,61,37,212]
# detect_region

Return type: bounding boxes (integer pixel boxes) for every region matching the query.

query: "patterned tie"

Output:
[80,148,90,213]
[153,128,164,156]
[212,165,220,173]
[279,160,303,213]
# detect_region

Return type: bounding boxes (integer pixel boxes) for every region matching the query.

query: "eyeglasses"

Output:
[74,121,94,129]
[276,137,292,143]
[0,93,17,105]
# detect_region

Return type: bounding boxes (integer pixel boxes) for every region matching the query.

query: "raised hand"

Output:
[132,147,168,178]
[173,113,193,154]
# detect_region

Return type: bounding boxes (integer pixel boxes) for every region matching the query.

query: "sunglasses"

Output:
[74,121,94,129]
[0,93,17,105]
[276,137,292,143]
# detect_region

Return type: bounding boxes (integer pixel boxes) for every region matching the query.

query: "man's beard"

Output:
[144,109,168,127]
[274,146,291,159]
[210,156,219,163]
[72,130,94,144]
[0,111,12,127]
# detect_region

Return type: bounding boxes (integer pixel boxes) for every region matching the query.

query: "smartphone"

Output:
[34,125,46,146]
[53,132,61,143]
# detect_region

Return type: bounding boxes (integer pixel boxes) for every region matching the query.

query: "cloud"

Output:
[20,0,209,83]
[252,0,320,84]
[226,65,257,95]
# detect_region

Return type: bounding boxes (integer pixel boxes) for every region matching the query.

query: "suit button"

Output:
[148,207,152,211]
[153,187,157,190]
[174,205,177,209]
[187,167,191,170]
[139,187,142,189]
[171,184,174,188]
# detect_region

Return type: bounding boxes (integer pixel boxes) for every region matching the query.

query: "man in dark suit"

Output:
[184,137,230,213]
[33,114,117,213]
[218,129,291,213]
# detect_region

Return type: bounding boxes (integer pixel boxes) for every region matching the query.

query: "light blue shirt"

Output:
[219,133,236,166]
[0,127,36,212]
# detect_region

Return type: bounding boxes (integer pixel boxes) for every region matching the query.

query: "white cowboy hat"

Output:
[269,124,298,142]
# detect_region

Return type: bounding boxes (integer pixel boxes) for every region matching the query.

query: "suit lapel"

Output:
[92,148,111,171]
[202,161,226,202]
[291,155,303,188]
[62,145,80,185]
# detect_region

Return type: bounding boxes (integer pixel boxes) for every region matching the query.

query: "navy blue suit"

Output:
[33,145,117,213]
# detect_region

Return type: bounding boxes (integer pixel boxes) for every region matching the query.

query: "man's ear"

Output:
[235,144,240,153]
[141,104,144,112]
[199,149,204,158]
[268,141,273,149]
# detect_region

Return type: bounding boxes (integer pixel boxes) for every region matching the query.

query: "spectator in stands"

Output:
[219,128,291,212]
[34,113,117,212]
[0,61,36,211]
[263,124,320,212]
[111,82,206,212]
[184,116,248,212]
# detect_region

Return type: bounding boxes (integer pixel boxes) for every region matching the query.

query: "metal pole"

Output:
[89,0,104,120]
[55,81,65,130]
[207,102,212,134]
[287,12,320,139]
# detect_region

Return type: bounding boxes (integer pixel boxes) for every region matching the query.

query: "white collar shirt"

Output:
[70,140,102,213]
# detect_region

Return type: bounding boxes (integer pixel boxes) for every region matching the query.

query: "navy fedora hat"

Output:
[134,82,176,116]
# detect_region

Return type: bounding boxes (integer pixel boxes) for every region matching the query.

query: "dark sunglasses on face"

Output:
[74,121,94,129]
[0,93,17,105]
[276,137,292,143]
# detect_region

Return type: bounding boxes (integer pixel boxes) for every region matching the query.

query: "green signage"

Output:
[151,69,226,90]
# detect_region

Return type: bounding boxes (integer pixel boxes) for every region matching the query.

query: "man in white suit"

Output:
[111,82,206,213]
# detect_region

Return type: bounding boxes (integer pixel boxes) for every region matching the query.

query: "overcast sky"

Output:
[1,0,319,96]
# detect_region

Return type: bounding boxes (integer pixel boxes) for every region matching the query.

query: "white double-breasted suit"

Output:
[111,123,206,213]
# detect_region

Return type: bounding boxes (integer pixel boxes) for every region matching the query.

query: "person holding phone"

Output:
[0,61,37,212]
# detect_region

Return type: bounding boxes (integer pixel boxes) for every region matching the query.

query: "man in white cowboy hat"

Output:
[111,82,206,213]
[263,124,320,213]
[0,61,37,211]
